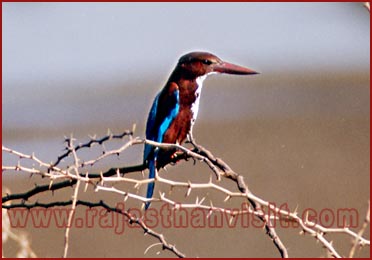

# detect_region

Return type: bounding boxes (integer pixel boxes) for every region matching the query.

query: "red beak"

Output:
[213,61,258,75]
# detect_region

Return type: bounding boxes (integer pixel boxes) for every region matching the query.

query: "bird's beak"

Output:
[213,61,259,75]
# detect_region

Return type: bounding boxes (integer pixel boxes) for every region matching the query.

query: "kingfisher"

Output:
[143,51,258,209]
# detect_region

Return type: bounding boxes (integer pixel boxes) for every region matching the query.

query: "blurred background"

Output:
[2,2,370,258]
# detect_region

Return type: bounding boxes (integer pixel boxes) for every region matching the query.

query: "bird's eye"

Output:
[202,59,213,65]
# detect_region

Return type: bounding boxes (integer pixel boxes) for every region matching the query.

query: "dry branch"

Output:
[2,130,370,258]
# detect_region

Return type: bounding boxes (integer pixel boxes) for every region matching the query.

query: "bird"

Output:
[143,51,258,209]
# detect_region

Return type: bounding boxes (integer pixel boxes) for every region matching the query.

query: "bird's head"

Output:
[176,51,258,78]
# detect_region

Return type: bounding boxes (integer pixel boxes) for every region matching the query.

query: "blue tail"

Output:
[145,159,156,210]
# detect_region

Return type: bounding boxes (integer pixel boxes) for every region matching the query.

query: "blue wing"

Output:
[145,159,156,210]
[144,85,179,209]
[143,92,161,162]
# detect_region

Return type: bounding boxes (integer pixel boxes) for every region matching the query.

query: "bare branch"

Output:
[3,199,185,258]
[349,201,370,257]
[2,131,370,258]
[63,136,82,258]
[50,129,134,168]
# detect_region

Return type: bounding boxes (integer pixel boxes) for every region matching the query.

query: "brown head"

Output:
[175,51,258,79]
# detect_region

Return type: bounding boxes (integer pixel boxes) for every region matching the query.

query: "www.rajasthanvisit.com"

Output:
[6,202,359,234]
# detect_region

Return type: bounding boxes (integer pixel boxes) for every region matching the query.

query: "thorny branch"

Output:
[2,130,370,258]
[63,136,82,258]
[50,129,134,169]
[349,201,370,258]
[2,199,185,258]
[188,138,288,257]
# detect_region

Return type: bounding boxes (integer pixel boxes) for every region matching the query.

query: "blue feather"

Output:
[143,92,160,162]
[144,87,179,209]
[144,160,156,210]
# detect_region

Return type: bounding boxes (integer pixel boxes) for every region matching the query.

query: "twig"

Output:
[349,201,370,257]
[63,136,81,258]
[3,199,186,258]
[50,128,134,168]
[189,139,288,257]
[2,131,370,258]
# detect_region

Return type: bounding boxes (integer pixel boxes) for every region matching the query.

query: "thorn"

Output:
[186,181,192,197]
[224,195,231,202]
[186,187,192,197]
[304,210,309,224]
[216,171,221,182]
[49,180,54,189]
[84,182,89,192]
[293,204,299,215]
[229,215,234,225]
[192,158,196,166]
[206,209,213,219]
[84,173,89,192]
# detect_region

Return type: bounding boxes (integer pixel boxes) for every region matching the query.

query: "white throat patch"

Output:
[191,72,216,125]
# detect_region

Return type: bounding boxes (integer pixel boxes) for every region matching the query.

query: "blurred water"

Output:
[3,71,369,129]
[2,72,369,167]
